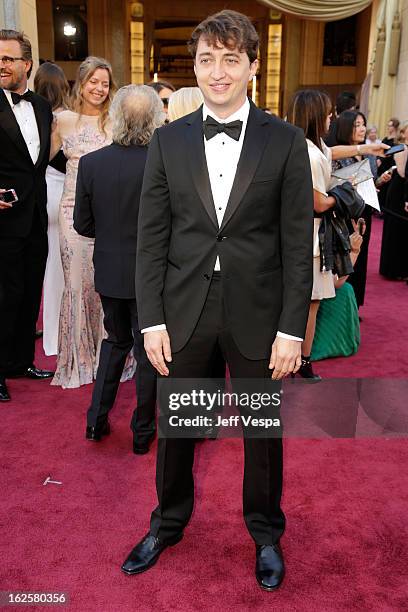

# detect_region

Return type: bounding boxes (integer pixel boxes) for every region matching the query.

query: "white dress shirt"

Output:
[4,88,40,164]
[203,98,250,271]
[142,99,302,341]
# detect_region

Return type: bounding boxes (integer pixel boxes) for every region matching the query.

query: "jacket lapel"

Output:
[185,106,218,228]
[0,88,33,164]
[219,101,270,231]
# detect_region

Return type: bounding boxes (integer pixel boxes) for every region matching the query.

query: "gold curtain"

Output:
[367,0,401,136]
[257,0,373,21]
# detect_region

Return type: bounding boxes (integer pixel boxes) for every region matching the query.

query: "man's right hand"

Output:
[144,330,172,376]
[0,189,13,210]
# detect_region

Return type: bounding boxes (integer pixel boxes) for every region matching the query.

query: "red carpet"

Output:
[1,218,407,611]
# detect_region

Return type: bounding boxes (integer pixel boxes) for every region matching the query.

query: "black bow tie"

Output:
[11,90,33,105]
[203,116,243,141]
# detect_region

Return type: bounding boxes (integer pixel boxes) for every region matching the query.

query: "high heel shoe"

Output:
[292,357,321,382]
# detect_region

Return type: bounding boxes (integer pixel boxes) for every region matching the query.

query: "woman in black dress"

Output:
[378,117,400,211]
[379,125,408,279]
[333,110,392,307]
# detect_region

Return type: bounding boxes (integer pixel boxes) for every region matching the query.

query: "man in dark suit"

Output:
[73,85,163,453]
[324,90,356,147]
[122,10,313,590]
[0,30,54,402]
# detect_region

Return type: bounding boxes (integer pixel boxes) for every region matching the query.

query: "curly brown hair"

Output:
[187,10,259,64]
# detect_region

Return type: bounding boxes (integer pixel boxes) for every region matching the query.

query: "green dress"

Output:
[311,283,360,361]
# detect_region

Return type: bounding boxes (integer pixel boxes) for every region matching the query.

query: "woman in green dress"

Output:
[311,225,363,361]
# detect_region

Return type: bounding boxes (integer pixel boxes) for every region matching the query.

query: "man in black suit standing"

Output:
[0,30,54,402]
[122,10,313,590]
[73,85,163,453]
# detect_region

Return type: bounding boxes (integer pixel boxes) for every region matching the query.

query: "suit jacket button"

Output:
[204,274,210,280]
[217,235,227,242]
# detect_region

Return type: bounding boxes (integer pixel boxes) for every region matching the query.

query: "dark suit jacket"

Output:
[73,142,147,299]
[136,101,314,359]
[0,88,53,237]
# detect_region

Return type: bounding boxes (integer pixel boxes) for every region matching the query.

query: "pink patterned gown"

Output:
[51,111,134,388]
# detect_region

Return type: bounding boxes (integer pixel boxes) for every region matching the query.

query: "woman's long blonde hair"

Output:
[167,87,203,122]
[70,56,116,134]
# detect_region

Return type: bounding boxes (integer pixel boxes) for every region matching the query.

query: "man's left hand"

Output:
[269,337,302,380]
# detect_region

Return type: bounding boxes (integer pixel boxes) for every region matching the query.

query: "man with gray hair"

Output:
[73,85,164,453]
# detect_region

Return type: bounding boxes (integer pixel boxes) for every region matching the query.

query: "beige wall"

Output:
[36,0,128,85]
[299,7,371,92]
[280,6,372,115]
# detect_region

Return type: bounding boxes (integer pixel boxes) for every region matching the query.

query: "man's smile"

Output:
[209,83,231,93]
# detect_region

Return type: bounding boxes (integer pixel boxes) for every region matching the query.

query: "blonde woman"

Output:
[167,87,203,122]
[50,57,124,388]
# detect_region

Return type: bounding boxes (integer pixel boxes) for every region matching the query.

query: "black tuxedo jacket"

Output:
[0,88,53,238]
[73,143,148,299]
[136,101,314,359]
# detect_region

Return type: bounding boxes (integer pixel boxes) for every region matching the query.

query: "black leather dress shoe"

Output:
[132,435,155,455]
[132,443,149,455]
[7,366,55,380]
[0,380,11,402]
[86,420,111,441]
[255,543,285,591]
[121,532,183,575]
[25,366,54,379]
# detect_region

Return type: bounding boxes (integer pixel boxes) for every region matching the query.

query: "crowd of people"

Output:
[0,9,407,591]
[1,25,406,400]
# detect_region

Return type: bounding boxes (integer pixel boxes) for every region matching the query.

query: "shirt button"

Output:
[219,174,223,177]
[218,207,222,211]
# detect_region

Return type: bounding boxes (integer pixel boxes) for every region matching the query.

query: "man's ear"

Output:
[193,62,197,75]
[249,59,259,80]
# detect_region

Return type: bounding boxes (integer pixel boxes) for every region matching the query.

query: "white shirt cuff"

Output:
[277,331,303,342]
[141,324,167,334]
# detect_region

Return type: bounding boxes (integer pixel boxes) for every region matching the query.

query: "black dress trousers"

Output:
[0,209,48,377]
[87,295,157,445]
[150,274,285,546]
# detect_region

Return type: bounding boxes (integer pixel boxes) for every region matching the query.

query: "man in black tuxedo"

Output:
[324,90,356,147]
[122,10,313,590]
[73,85,163,453]
[0,30,54,402]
